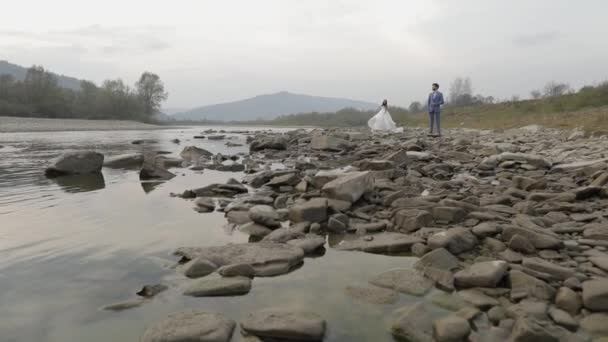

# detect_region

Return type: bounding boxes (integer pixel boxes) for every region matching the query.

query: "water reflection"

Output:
[0,126,425,342]
[140,180,163,194]
[52,173,106,193]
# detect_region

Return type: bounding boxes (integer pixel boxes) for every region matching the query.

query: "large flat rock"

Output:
[175,242,304,277]
[334,232,423,254]
[370,269,433,296]
[141,311,235,342]
[183,276,252,297]
[240,308,326,341]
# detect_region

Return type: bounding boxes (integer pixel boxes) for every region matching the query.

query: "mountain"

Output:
[0,60,83,90]
[173,91,378,121]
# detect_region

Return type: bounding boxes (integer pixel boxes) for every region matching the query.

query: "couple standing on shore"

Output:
[367,83,444,136]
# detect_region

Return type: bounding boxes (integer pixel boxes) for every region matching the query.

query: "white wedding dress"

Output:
[368,106,403,133]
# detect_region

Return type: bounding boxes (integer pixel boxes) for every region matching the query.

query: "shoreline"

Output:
[0,116,172,133]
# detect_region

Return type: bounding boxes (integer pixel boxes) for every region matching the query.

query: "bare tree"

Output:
[449,77,473,106]
[408,101,422,113]
[543,81,571,98]
[530,90,542,99]
[135,72,168,115]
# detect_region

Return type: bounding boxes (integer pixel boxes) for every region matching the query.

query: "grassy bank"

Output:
[400,104,608,132]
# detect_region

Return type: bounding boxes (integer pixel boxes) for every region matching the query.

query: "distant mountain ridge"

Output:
[0,60,83,90]
[173,91,378,121]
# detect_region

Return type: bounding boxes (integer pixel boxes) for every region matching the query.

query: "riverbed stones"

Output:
[370,269,434,296]
[582,279,608,311]
[321,171,372,203]
[183,276,252,297]
[175,242,304,277]
[454,260,508,288]
[141,311,235,342]
[479,152,552,170]
[45,151,104,177]
[240,308,326,341]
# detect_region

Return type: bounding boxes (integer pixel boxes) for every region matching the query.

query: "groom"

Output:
[427,83,445,136]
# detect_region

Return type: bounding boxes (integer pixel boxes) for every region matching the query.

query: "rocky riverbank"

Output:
[49,124,608,341]
[0,116,165,132]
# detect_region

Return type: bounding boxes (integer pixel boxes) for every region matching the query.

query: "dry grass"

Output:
[400,105,608,133]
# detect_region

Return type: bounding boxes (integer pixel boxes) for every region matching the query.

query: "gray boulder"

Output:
[183,258,218,278]
[311,134,350,151]
[286,235,325,254]
[262,228,305,243]
[522,257,575,280]
[175,242,304,277]
[509,270,555,301]
[390,302,435,342]
[103,153,143,168]
[414,248,460,271]
[370,269,434,296]
[288,198,328,223]
[321,171,372,203]
[249,205,281,228]
[393,209,433,233]
[180,145,213,161]
[249,136,288,151]
[454,260,508,288]
[555,287,581,315]
[334,232,423,254]
[45,151,104,177]
[141,311,235,342]
[183,276,252,297]
[433,315,471,342]
[240,308,326,341]
[502,225,562,250]
[582,279,608,311]
[428,228,478,255]
[345,285,399,305]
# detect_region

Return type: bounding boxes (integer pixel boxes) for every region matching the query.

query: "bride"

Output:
[367,99,403,133]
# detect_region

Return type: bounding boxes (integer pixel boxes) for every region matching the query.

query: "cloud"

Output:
[513,31,562,47]
[0,25,173,55]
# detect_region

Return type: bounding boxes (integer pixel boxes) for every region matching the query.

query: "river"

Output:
[0,127,422,342]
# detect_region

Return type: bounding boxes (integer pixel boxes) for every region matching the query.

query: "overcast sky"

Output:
[1,0,607,109]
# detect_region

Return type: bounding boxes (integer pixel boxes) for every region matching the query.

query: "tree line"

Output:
[0,65,168,121]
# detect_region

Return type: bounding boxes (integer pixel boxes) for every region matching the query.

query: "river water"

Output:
[0,127,425,342]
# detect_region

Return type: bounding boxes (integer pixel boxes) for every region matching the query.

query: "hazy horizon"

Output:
[2,0,607,109]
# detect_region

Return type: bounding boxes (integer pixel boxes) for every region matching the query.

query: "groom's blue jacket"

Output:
[428,91,445,113]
